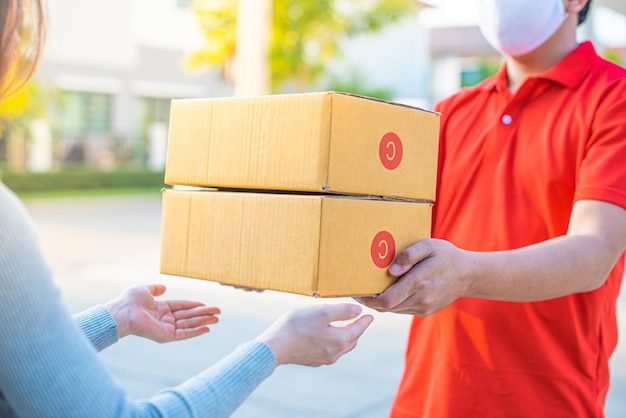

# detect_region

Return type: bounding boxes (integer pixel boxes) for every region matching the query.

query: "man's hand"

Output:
[357,200,626,316]
[104,284,220,342]
[356,238,473,316]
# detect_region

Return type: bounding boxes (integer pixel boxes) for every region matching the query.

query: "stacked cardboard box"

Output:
[160,91,440,297]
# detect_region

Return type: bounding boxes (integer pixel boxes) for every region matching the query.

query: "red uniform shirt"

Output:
[390,42,626,418]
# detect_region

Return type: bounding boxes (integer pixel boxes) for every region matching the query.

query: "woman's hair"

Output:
[0,0,46,101]
[578,0,593,26]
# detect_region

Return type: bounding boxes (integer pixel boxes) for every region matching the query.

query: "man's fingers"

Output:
[389,239,437,276]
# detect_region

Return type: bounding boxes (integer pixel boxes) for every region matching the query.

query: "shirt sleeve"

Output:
[0,183,276,418]
[72,305,119,352]
[575,74,626,209]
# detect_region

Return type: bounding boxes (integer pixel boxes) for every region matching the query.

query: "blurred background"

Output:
[4,0,626,416]
[0,0,624,189]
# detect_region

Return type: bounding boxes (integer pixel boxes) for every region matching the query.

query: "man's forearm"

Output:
[468,234,622,302]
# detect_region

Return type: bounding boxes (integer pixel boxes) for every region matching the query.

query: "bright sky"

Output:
[419,0,626,47]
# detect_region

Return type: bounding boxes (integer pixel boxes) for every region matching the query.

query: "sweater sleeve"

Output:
[0,183,276,418]
[72,305,119,352]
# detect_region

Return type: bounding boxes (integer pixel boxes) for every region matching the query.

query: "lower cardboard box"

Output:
[160,188,432,298]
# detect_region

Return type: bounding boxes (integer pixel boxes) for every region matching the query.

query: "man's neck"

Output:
[506,15,579,92]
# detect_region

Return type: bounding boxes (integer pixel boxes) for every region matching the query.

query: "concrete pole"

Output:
[28,119,53,172]
[148,121,168,171]
[235,0,271,96]
[431,54,462,104]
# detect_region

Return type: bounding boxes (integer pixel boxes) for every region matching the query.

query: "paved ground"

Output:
[24,192,625,417]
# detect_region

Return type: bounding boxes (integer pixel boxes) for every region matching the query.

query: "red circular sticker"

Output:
[370,231,396,269]
[379,132,403,170]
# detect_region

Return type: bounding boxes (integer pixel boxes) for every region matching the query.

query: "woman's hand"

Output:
[104,284,220,342]
[255,303,374,367]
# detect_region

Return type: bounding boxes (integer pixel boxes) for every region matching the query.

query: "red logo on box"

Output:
[371,231,396,268]
[379,132,403,170]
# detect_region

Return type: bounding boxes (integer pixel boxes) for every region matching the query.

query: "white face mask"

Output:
[479,0,568,57]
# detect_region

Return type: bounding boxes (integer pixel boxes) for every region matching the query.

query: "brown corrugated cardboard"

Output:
[160,188,432,297]
[165,91,439,201]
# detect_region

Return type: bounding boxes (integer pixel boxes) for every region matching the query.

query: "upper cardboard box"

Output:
[165,91,440,201]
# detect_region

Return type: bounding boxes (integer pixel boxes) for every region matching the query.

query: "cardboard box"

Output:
[165,91,439,201]
[160,188,432,297]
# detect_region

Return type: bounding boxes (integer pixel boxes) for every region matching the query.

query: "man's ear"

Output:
[565,0,588,14]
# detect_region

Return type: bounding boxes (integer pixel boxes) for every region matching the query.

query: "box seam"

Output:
[336,91,441,115]
[322,92,334,192]
[313,196,324,297]
[164,100,175,186]
[184,191,193,278]
[207,103,216,184]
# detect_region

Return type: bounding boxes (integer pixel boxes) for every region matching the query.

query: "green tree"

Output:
[0,79,49,130]
[603,48,624,66]
[186,0,421,92]
[327,68,395,101]
[0,79,51,171]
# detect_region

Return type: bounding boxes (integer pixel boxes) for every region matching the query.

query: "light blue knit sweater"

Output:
[0,183,276,417]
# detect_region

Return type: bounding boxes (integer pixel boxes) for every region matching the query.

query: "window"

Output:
[460,58,500,87]
[60,91,112,135]
[137,97,171,125]
[177,0,193,9]
[57,91,114,166]
[134,96,172,168]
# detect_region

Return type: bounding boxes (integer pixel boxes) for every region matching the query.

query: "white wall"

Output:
[131,0,204,50]
[333,14,431,102]
[45,0,135,68]
[44,0,204,68]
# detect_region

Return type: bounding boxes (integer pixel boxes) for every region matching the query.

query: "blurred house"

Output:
[600,0,626,15]
[427,0,626,103]
[20,0,434,173]
[21,0,230,172]
[429,25,498,103]
[4,0,625,173]
[325,10,432,109]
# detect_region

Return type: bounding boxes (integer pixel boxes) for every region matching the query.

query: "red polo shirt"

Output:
[390,42,626,418]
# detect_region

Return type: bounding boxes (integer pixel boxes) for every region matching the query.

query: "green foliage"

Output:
[0,79,51,133]
[0,169,166,194]
[461,59,500,87]
[186,1,237,69]
[327,69,395,101]
[478,59,500,81]
[269,0,343,92]
[187,0,419,92]
[602,48,624,65]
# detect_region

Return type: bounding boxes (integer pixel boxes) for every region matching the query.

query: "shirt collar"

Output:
[479,41,597,93]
